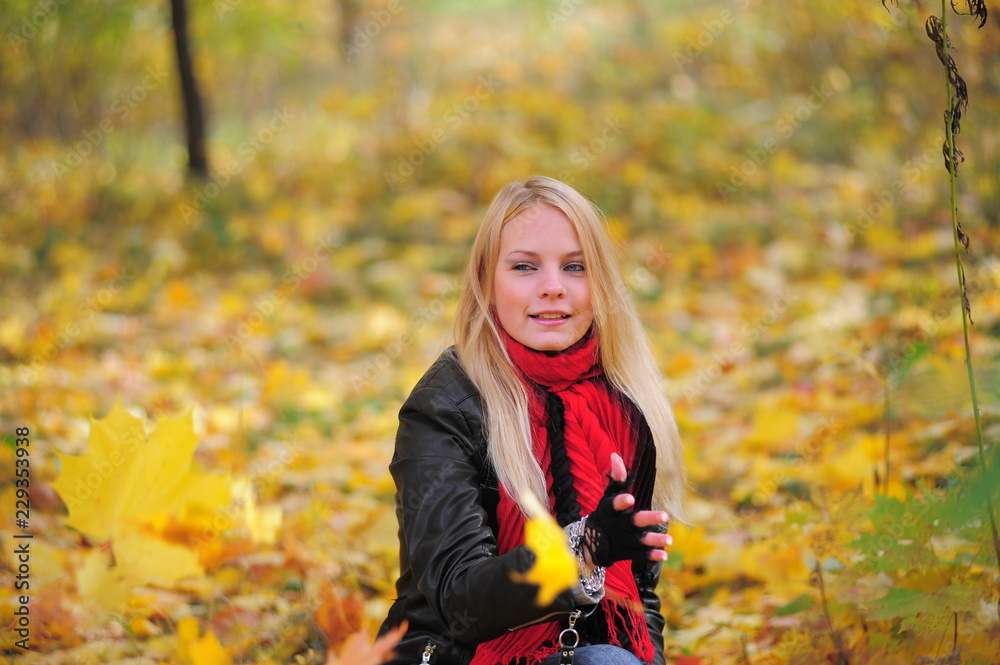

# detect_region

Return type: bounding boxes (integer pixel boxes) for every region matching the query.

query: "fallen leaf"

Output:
[52,400,232,610]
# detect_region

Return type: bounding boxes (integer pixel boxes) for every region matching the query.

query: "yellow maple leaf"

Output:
[817,435,875,493]
[189,629,232,665]
[76,550,135,614]
[175,617,233,665]
[740,540,812,598]
[51,399,233,609]
[743,406,800,452]
[52,400,231,540]
[231,478,283,545]
[670,521,716,569]
[511,492,577,606]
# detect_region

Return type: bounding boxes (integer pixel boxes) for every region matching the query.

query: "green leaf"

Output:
[866,587,928,621]
[934,446,1000,531]
[774,593,816,616]
[848,493,940,572]
[867,584,983,637]
[898,583,983,637]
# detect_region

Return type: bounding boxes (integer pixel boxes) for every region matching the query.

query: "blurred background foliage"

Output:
[1,0,999,663]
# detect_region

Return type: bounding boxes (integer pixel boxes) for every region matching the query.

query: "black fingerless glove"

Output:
[582,475,654,567]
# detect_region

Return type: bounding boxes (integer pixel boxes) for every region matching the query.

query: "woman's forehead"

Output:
[501,205,579,243]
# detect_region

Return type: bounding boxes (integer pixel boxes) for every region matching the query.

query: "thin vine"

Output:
[881,0,997,621]
[916,0,998,617]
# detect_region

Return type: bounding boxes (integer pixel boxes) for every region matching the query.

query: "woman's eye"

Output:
[565,263,586,273]
[512,263,534,271]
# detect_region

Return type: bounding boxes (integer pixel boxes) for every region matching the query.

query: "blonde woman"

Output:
[379,176,686,665]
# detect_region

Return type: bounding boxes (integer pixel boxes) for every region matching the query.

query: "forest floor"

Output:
[2,1,999,663]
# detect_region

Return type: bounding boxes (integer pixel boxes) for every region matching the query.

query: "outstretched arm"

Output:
[392,384,577,644]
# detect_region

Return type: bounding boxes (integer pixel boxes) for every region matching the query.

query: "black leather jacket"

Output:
[378,347,666,665]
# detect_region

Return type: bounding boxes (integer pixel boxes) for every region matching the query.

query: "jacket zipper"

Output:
[507,610,573,632]
[422,641,436,663]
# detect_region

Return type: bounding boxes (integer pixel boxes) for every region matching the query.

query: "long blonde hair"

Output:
[453,176,686,519]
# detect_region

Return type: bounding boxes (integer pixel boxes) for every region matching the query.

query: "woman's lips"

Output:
[529,312,571,324]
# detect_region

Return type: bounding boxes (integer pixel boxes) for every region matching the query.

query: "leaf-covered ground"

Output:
[2,1,999,663]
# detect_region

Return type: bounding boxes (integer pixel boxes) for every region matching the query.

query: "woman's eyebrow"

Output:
[505,249,584,258]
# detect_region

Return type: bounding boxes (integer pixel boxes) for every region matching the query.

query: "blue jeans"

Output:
[538,644,643,665]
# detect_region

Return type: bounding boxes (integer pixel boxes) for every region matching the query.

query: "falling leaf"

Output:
[315,588,367,653]
[325,622,408,665]
[510,492,578,606]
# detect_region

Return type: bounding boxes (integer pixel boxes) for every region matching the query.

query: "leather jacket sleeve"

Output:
[390,379,578,644]
[636,559,666,665]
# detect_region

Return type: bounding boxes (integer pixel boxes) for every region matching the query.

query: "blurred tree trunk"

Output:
[337,0,363,60]
[168,0,209,178]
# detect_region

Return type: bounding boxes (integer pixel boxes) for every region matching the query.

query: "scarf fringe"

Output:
[469,330,655,665]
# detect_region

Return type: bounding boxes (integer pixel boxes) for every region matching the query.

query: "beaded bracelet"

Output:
[566,517,606,598]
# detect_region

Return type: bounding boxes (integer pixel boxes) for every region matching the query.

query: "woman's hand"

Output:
[608,453,671,562]
[580,453,672,569]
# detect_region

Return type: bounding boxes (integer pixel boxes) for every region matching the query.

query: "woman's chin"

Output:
[521,331,584,353]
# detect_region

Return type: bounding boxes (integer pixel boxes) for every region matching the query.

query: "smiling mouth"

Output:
[530,314,570,320]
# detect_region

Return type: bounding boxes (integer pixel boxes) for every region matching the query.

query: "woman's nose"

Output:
[538,267,566,298]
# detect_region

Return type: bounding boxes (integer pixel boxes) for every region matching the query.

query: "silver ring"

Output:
[558,628,580,649]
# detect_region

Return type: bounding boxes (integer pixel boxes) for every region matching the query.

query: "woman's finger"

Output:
[609,452,626,482]
[612,492,635,512]
[648,549,669,562]
[642,531,673,548]
[632,510,669,528]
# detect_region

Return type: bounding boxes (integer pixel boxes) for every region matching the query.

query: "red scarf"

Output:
[469,330,655,665]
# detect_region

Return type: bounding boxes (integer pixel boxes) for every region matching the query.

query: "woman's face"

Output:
[492,204,594,352]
